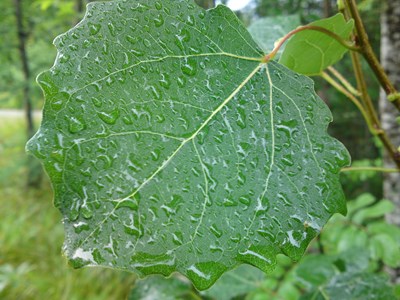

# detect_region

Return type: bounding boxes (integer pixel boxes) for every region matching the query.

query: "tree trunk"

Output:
[15,0,42,188]
[380,0,400,224]
[14,0,33,140]
[323,0,332,17]
[380,0,400,281]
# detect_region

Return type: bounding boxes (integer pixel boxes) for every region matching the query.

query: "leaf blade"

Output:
[27,0,350,290]
[279,13,354,75]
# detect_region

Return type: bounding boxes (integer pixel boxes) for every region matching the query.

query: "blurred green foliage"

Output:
[0,119,136,299]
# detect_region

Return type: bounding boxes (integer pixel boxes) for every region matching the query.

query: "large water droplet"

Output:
[181,58,197,76]
[89,23,101,36]
[107,22,116,36]
[73,221,90,233]
[98,109,120,125]
[210,224,222,238]
[68,117,86,133]
[154,14,164,27]
[155,1,162,10]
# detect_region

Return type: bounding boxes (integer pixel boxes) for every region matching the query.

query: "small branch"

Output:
[345,0,400,111]
[348,50,400,168]
[341,167,400,173]
[262,25,360,63]
[327,66,360,96]
[321,71,374,133]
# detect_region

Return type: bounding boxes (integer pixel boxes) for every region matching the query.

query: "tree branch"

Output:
[345,0,400,111]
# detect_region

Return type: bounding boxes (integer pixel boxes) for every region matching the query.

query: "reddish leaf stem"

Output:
[262,25,360,63]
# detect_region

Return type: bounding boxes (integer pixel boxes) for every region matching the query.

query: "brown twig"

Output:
[345,0,400,110]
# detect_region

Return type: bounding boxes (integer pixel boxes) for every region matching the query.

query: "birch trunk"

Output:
[380,0,400,226]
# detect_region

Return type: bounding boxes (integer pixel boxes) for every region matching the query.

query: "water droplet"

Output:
[91,97,102,107]
[59,53,70,63]
[210,224,222,238]
[177,75,186,88]
[186,15,195,26]
[178,28,191,42]
[149,85,162,100]
[88,23,101,36]
[155,1,162,10]
[107,22,116,36]
[68,207,80,221]
[151,149,161,161]
[92,248,105,264]
[172,232,183,245]
[114,197,138,210]
[274,70,283,80]
[181,58,197,76]
[159,73,171,89]
[98,109,120,125]
[230,233,241,243]
[281,154,294,167]
[81,204,93,219]
[239,195,251,207]
[143,38,151,48]
[68,117,86,133]
[126,35,138,44]
[154,14,164,27]
[73,221,90,233]
[223,197,238,207]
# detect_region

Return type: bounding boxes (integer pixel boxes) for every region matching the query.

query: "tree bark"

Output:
[15,0,42,187]
[76,0,84,14]
[14,0,33,140]
[380,0,400,282]
[380,0,400,225]
[323,0,332,17]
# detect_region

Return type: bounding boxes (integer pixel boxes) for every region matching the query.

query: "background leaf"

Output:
[128,275,194,300]
[201,264,266,300]
[352,200,394,224]
[279,13,354,75]
[27,0,350,290]
[248,15,301,55]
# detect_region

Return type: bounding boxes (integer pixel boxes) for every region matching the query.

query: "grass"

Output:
[0,118,135,299]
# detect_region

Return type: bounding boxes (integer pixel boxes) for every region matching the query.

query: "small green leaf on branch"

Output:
[279,14,354,75]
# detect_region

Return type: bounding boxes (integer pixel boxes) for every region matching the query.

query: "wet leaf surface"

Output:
[27,0,350,290]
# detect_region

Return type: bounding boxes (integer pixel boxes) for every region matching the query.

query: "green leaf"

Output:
[279,13,354,76]
[367,222,400,243]
[336,227,368,252]
[296,251,395,300]
[295,254,337,288]
[322,272,396,300]
[347,193,375,215]
[128,275,193,300]
[370,234,400,267]
[26,0,350,290]
[301,273,396,300]
[352,200,394,224]
[334,247,370,273]
[201,265,266,300]
[248,15,301,55]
